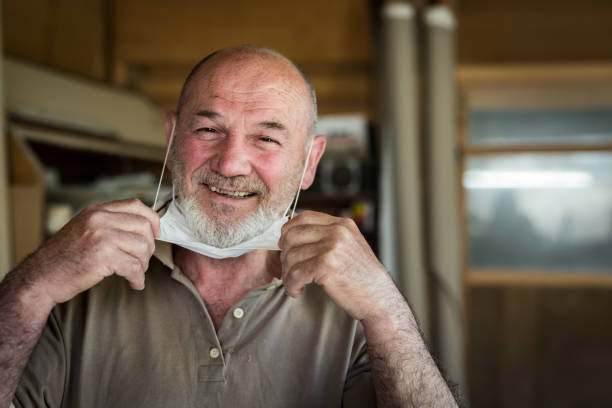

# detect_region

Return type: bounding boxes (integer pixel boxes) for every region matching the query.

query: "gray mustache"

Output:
[197,171,269,195]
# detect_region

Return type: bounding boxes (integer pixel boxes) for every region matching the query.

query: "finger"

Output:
[280,223,326,250]
[102,199,161,238]
[282,258,318,298]
[113,248,147,290]
[280,221,350,251]
[281,241,328,270]
[113,229,155,272]
[90,211,157,245]
[281,210,338,236]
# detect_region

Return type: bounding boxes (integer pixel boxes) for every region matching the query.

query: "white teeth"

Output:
[209,185,252,198]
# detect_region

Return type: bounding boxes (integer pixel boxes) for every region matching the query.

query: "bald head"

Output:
[176,46,318,137]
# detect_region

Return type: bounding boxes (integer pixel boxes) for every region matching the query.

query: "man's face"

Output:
[169,55,313,247]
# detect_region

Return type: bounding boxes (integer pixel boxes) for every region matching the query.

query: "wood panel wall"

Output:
[112,0,374,114]
[457,0,612,63]
[3,0,375,115]
[469,286,612,407]
[3,0,107,80]
[4,0,612,115]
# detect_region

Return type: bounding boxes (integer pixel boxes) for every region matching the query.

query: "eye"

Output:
[259,136,279,144]
[197,127,217,133]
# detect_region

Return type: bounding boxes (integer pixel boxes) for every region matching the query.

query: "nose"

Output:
[210,135,252,177]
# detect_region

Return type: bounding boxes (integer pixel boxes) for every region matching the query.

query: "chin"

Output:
[182,195,278,248]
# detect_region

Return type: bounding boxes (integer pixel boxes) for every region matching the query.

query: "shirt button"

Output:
[233,307,245,319]
[209,347,221,359]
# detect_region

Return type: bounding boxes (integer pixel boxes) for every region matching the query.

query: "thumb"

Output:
[267,251,283,279]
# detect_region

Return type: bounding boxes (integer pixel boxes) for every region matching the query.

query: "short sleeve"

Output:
[13,308,66,408]
[342,332,377,408]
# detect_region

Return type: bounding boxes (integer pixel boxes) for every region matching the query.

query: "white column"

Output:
[0,0,12,277]
[425,5,465,387]
[380,2,429,336]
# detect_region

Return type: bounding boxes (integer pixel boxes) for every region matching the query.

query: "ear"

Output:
[301,134,326,190]
[164,111,177,170]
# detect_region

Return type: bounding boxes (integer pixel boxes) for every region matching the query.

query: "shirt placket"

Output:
[171,268,281,386]
[171,268,227,383]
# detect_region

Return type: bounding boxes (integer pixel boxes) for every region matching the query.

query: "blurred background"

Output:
[1,0,612,406]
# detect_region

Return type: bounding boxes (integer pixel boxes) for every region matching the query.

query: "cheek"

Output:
[177,141,215,183]
[252,152,292,188]
[256,151,304,193]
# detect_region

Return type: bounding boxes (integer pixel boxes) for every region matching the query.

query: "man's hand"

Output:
[279,210,459,407]
[0,198,160,408]
[24,198,160,306]
[278,210,396,322]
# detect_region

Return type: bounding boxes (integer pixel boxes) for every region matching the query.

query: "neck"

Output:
[173,246,282,327]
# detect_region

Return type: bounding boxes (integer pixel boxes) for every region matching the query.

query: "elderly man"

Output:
[0,46,457,407]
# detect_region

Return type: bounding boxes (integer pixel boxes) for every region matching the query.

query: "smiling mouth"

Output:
[205,184,257,199]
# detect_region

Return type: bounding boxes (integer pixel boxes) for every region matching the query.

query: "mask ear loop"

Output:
[286,140,314,219]
[153,122,176,210]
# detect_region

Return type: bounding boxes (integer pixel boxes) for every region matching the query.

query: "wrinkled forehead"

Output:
[183,54,312,124]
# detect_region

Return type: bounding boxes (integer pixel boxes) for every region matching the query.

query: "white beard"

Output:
[169,141,306,249]
[179,194,283,248]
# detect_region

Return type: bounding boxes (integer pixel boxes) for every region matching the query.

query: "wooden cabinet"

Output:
[8,121,167,267]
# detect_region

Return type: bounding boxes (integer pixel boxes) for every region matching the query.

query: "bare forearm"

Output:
[363,291,457,408]
[0,259,55,407]
[0,199,157,408]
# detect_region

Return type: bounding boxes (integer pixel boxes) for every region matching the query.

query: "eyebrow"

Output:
[258,121,286,131]
[195,110,220,119]
[195,110,286,131]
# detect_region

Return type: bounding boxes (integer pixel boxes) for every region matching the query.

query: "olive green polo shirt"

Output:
[14,242,377,407]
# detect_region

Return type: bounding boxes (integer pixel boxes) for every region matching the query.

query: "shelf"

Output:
[467,271,612,288]
[10,122,165,162]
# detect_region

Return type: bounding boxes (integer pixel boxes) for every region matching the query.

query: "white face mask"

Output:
[152,123,312,259]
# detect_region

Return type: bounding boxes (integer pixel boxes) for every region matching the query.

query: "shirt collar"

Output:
[152,193,283,291]
[153,239,175,270]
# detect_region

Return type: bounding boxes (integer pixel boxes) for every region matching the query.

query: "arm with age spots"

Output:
[278,211,458,408]
[0,199,159,408]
